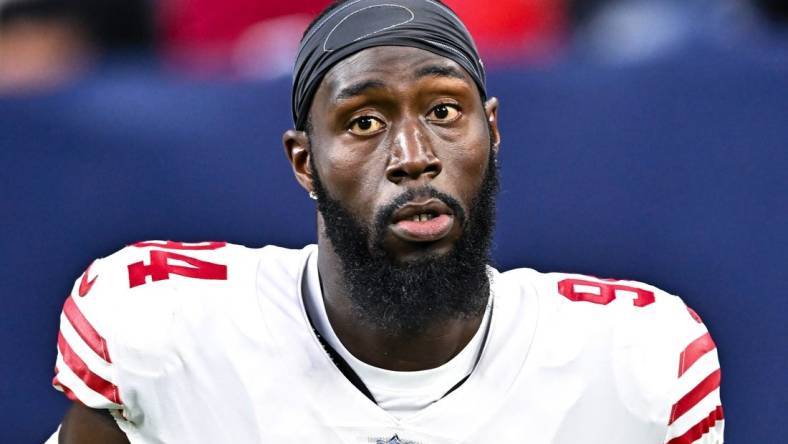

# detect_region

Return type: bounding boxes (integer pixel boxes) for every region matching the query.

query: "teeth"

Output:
[410,213,434,222]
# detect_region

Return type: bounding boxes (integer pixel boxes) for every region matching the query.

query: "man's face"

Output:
[285,45,501,332]
[305,46,499,263]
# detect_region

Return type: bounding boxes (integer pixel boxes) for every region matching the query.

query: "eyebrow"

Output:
[414,64,466,81]
[335,79,386,101]
[334,65,468,101]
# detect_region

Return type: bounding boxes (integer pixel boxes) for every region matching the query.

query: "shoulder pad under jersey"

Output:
[52,241,261,413]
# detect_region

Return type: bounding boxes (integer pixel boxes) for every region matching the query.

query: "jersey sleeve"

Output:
[662,305,724,444]
[52,257,124,411]
[51,240,235,416]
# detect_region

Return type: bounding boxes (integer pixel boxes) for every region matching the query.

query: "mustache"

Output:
[373,186,467,232]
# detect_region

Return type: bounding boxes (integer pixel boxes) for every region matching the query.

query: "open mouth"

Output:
[389,198,455,242]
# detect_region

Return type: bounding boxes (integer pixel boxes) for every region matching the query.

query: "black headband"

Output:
[292,0,486,130]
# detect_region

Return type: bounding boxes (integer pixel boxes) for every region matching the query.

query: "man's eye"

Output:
[349,116,385,135]
[427,104,461,123]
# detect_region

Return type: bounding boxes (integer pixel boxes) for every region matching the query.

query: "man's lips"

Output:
[389,199,455,242]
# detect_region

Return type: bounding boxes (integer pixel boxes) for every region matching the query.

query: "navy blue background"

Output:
[1,41,786,442]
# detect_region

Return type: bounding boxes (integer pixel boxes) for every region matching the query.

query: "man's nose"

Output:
[385,121,442,184]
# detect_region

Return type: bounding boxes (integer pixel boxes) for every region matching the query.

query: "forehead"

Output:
[318,46,474,99]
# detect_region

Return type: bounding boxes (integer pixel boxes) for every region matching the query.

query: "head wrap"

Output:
[292,0,486,130]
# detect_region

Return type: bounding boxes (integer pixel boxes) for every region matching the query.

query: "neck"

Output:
[317,234,487,371]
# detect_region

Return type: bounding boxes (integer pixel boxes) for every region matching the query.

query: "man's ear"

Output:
[283,129,314,194]
[484,97,501,155]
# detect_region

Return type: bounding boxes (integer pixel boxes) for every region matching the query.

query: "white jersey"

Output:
[52,241,723,444]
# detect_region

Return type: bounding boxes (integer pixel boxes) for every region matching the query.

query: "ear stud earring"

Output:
[309,191,318,201]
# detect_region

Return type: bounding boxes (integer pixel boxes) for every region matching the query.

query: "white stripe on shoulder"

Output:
[54,354,122,409]
[665,388,722,441]
[674,350,720,400]
[60,312,114,381]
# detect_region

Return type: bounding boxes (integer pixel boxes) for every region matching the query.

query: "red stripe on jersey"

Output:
[132,240,226,250]
[666,405,724,444]
[53,371,81,403]
[57,332,121,405]
[670,368,721,425]
[678,332,716,377]
[63,296,112,363]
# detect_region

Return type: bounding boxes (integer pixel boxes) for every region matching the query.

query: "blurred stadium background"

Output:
[1,0,786,442]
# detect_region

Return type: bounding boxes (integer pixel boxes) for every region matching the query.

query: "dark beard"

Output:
[311,148,499,336]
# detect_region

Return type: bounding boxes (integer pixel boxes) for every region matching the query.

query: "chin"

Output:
[382,239,457,266]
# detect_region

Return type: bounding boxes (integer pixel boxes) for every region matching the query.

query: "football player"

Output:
[48,1,724,443]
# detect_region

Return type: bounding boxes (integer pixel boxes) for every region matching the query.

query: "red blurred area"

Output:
[159,0,566,77]
[162,0,326,45]
[444,0,566,62]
